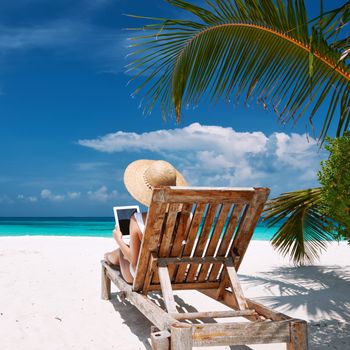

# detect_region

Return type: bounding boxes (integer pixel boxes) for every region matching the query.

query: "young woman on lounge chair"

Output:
[104,159,187,283]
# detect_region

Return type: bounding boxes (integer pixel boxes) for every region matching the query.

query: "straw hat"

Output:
[124,159,187,206]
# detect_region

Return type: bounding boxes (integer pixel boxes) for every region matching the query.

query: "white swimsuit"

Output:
[129,212,145,278]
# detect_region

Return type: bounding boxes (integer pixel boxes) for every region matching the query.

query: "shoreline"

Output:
[1,236,349,349]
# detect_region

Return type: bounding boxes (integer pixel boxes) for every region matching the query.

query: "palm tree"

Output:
[126,0,350,264]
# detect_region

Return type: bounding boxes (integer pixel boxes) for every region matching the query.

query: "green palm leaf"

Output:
[127,0,350,141]
[263,188,335,265]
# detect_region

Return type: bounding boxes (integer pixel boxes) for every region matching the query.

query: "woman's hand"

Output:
[113,226,123,243]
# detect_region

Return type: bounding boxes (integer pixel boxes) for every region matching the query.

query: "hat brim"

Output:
[123,159,187,207]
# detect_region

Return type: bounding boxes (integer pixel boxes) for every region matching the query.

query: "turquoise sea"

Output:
[0,217,278,240]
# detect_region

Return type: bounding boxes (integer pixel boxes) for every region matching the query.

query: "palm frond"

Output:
[263,188,335,265]
[127,0,350,141]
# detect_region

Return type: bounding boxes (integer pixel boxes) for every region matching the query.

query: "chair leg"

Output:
[158,266,177,314]
[150,328,170,350]
[101,263,111,300]
[170,323,192,350]
[287,320,308,350]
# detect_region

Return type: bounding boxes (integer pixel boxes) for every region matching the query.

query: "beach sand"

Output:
[0,236,349,349]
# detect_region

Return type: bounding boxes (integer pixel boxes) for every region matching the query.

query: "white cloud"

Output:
[68,192,81,200]
[28,196,38,203]
[40,190,82,202]
[17,194,38,203]
[78,123,327,195]
[40,189,65,202]
[0,21,128,72]
[0,22,85,52]
[87,186,118,202]
[78,123,268,153]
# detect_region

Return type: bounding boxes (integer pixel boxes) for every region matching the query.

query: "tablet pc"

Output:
[113,205,140,235]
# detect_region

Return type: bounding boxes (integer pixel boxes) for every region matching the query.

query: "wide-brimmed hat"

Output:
[124,159,187,207]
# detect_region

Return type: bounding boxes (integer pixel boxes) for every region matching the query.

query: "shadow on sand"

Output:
[109,291,251,349]
[240,265,350,349]
[108,265,350,349]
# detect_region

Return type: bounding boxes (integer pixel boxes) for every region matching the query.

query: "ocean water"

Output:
[0,217,278,240]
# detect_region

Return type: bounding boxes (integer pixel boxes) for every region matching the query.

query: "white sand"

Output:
[0,236,349,350]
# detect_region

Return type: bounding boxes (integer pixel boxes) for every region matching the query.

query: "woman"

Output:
[104,159,187,283]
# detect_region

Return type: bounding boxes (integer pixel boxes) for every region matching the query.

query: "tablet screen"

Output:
[113,206,140,235]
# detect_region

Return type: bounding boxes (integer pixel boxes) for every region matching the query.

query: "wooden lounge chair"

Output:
[101,186,308,349]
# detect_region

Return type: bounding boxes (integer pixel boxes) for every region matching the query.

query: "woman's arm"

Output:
[112,227,132,263]
[113,215,142,267]
[129,215,142,269]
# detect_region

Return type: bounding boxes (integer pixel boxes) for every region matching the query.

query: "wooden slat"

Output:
[142,253,157,295]
[208,204,244,282]
[185,203,220,282]
[213,190,271,303]
[152,203,180,284]
[168,204,193,281]
[197,203,232,282]
[193,320,291,347]
[158,256,231,265]
[246,298,292,321]
[231,188,270,272]
[287,320,308,350]
[199,288,292,321]
[158,266,177,314]
[224,265,248,310]
[161,187,255,204]
[148,281,220,291]
[133,190,168,292]
[158,203,180,257]
[170,309,256,320]
[174,203,207,283]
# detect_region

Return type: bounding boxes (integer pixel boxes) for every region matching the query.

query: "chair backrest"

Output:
[132,186,270,292]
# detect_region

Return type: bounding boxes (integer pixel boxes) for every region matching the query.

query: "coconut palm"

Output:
[126,0,350,264]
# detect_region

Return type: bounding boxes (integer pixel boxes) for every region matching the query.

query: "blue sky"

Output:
[0,0,345,216]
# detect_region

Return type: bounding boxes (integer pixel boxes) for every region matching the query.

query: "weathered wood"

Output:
[197,203,232,282]
[158,256,230,265]
[230,188,270,272]
[170,322,193,350]
[200,289,292,321]
[287,320,308,350]
[101,187,309,350]
[101,261,111,300]
[168,204,193,281]
[150,330,170,350]
[133,194,168,292]
[158,203,179,257]
[148,281,220,291]
[103,262,177,330]
[208,204,244,282]
[224,265,248,310]
[247,298,292,321]
[161,187,255,204]
[175,203,207,283]
[185,203,220,282]
[170,309,256,320]
[193,320,291,347]
[142,253,157,295]
[158,266,177,314]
